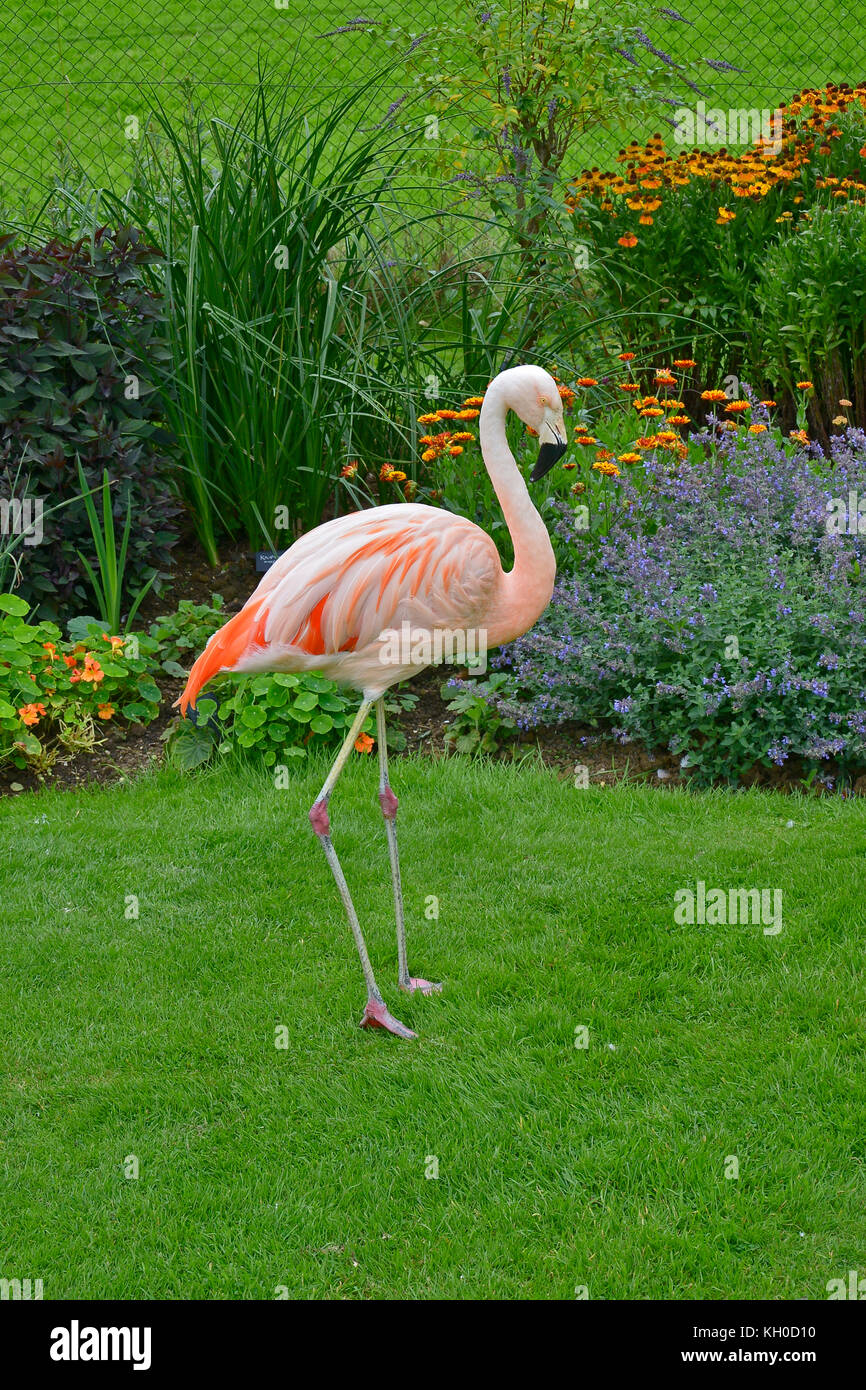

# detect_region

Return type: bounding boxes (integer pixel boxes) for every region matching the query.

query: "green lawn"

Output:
[1,0,860,211]
[2,755,864,1298]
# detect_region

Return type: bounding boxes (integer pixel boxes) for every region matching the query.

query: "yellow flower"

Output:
[592,460,621,477]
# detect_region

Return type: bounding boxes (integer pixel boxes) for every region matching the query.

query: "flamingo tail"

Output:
[176,602,269,716]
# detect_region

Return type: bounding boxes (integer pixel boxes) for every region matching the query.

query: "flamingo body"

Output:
[179,503,504,713]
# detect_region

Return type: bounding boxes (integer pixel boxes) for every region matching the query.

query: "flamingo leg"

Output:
[375,697,442,998]
[309,698,416,1040]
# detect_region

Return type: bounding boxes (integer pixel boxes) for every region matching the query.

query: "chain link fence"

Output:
[1,2,864,210]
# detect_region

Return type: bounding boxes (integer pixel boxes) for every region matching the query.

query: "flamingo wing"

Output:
[179,504,500,713]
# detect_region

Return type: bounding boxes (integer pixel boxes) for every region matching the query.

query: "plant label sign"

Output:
[255,550,287,573]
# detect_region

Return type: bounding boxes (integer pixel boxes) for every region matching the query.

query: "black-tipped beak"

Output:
[530,429,568,482]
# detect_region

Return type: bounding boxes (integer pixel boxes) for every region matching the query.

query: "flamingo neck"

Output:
[479,379,556,642]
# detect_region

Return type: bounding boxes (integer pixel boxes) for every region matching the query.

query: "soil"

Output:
[3,540,864,799]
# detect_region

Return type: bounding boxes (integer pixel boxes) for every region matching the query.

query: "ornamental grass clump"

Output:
[486,423,866,787]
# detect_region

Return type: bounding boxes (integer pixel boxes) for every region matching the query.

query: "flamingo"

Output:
[178,364,567,1039]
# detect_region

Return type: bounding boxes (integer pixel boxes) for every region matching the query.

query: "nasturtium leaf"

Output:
[0,593,30,616]
[170,726,214,771]
[241,705,267,728]
[293,691,318,712]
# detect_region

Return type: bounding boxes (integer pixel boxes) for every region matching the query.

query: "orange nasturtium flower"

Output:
[18,702,47,726]
[62,653,78,668]
[97,703,115,720]
[80,655,105,684]
[41,642,57,660]
[101,634,125,653]
[354,733,374,754]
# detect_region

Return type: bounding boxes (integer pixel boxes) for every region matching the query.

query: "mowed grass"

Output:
[1,0,859,207]
[1,755,865,1299]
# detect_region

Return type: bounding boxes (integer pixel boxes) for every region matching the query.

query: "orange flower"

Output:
[748,423,768,434]
[618,452,642,465]
[701,389,728,402]
[592,460,620,477]
[667,414,691,425]
[576,377,598,387]
[796,380,814,390]
[724,400,750,414]
[617,234,638,248]
[462,396,485,407]
[576,436,598,446]
[69,669,82,684]
[62,653,78,669]
[17,702,47,726]
[618,382,640,393]
[80,656,105,685]
[97,703,115,720]
[789,428,810,445]
[760,399,777,408]
[341,462,358,478]
[618,352,636,361]
[101,634,125,652]
[354,733,374,754]
[672,359,697,368]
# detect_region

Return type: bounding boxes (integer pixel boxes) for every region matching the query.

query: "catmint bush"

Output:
[484,423,866,786]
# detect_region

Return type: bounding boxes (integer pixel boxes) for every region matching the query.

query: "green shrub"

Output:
[148,594,227,677]
[168,673,416,771]
[0,227,180,618]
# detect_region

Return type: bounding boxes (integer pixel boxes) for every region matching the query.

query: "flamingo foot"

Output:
[400,977,443,996]
[360,999,417,1040]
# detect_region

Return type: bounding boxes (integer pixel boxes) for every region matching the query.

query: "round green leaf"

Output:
[0,594,30,617]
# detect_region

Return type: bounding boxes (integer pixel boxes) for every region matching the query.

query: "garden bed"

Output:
[4,534,865,798]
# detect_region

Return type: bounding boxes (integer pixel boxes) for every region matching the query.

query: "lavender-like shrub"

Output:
[488,425,866,786]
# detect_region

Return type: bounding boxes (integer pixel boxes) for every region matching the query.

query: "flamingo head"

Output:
[497,365,569,480]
